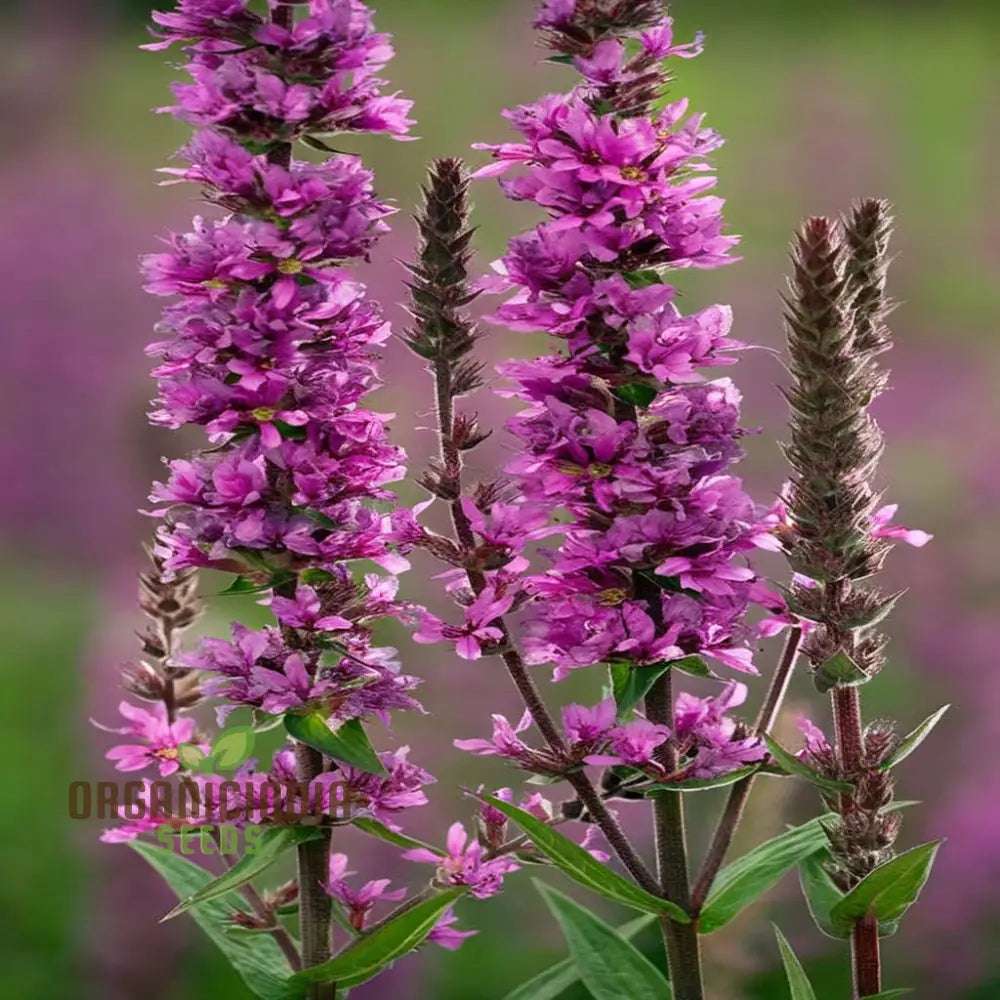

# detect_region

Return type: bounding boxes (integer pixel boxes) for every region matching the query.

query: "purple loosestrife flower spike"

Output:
[471,5,784,996]
[780,201,933,998]
[100,1,443,992]
[399,159,663,898]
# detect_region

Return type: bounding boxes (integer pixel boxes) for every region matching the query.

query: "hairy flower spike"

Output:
[781,202,932,996]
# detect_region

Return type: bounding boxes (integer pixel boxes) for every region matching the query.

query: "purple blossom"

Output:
[562,698,616,747]
[402,822,519,900]
[427,909,478,951]
[93,701,198,777]
[323,853,406,931]
[413,585,514,660]
[586,718,671,768]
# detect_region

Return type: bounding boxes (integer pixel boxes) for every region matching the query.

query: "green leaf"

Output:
[210,725,256,772]
[615,382,658,409]
[284,714,386,776]
[353,816,444,857]
[644,765,760,793]
[829,841,943,934]
[669,654,719,679]
[798,849,848,939]
[609,662,671,719]
[547,53,576,65]
[859,991,914,999]
[535,883,672,1000]
[289,888,464,990]
[128,841,294,1000]
[300,135,340,154]
[503,914,655,1000]
[882,705,949,770]
[476,793,689,921]
[700,816,830,934]
[623,269,665,289]
[162,827,327,921]
[764,735,855,794]
[814,649,869,694]
[219,575,271,596]
[177,743,208,771]
[773,924,818,1000]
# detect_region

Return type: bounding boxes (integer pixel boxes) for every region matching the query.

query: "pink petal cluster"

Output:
[403,822,520,900]
[476,15,775,694]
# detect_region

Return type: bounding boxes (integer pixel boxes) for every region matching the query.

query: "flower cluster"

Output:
[100,1,453,948]
[146,0,413,140]
[456,684,765,784]
[472,9,777,708]
[139,0,420,735]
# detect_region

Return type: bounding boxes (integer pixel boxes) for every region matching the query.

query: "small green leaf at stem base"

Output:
[643,765,761,793]
[859,991,914,999]
[474,792,689,921]
[814,649,869,694]
[609,661,670,719]
[534,882,672,1000]
[288,888,465,991]
[764,735,854,794]
[881,705,949,770]
[352,816,444,857]
[828,840,944,935]
[773,924,818,1000]
[798,849,899,939]
[284,714,386,776]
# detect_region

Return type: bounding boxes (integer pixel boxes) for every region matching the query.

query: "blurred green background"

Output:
[1,1,998,997]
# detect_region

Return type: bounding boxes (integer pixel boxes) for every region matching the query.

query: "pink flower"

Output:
[323,853,406,931]
[413,585,514,660]
[93,701,197,777]
[428,909,477,951]
[586,718,671,768]
[402,822,519,900]
[871,504,933,547]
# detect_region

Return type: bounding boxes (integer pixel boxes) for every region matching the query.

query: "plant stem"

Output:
[852,913,882,997]
[295,743,335,1000]
[645,669,703,1000]
[831,683,881,997]
[690,626,804,912]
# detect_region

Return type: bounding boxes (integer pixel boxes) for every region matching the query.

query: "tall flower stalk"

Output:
[776,202,939,998]
[95,4,483,998]
[433,4,783,996]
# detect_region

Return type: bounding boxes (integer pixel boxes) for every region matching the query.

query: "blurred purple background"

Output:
[1,1,997,997]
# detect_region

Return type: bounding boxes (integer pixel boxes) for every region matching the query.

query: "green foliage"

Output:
[764,735,854,794]
[503,915,655,1000]
[475,793,689,921]
[814,650,869,694]
[128,841,294,999]
[353,816,444,856]
[700,817,830,933]
[773,925,818,1000]
[829,841,944,935]
[534,883,672,1000]
[283,714,386,775]
[162,827,327,921]
[288,888,465,991]
[609,661,671,719]
[882,706,950,770]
